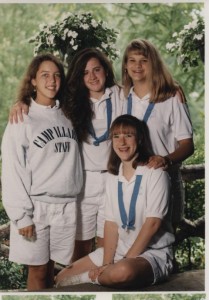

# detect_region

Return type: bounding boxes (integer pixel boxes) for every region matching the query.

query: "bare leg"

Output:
[27,263,48,291]
[71,239,94,262]
[72,237,104,261]
[96,237,104,248]
[55,254,97,285]
[98,257,154,288]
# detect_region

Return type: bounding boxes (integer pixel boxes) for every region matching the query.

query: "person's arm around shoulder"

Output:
[9,101,29,124]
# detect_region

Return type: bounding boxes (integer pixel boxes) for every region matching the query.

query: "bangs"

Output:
[127,40,149,58]
[110,124,136,136]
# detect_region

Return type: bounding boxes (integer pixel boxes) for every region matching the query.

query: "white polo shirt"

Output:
[81,85,124,171]
[123,88,193,156]
[105,165,175,258]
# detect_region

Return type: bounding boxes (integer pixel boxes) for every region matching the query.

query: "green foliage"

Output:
[0,258,27,290]
[175,179,205,271]
[3,296,96,300]
[113,295,206,300]
[166,9,204,71]
[29,12,119,67]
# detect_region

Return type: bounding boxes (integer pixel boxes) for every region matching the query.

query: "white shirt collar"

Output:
[129,87,150,101]
[90,87,113,104]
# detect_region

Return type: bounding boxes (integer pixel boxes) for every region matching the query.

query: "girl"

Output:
[8,48,124,261]
[55,114,175,289]
[62,48,124,260]
[1,54,83,290]
[122,39,194,227]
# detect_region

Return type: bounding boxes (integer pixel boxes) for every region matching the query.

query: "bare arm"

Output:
[147,138,194,169]
[125,217,162,258]
[9,102,29,124]
[89,220,118,281]
[103,220,119,265]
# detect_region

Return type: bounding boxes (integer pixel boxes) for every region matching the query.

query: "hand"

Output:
[88,265,108,282]
[147,155,169,170]
[9,102,29,124]
[18,225,35,239]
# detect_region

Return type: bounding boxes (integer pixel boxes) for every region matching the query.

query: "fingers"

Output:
[18,225,35,239]
[148,155,168,169]
[9,103,28,124]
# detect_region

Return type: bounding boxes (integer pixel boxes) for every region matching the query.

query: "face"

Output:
[112,126,137,163]
[31,60,61,105]
[126,51,152,84]
[83,57,106,99]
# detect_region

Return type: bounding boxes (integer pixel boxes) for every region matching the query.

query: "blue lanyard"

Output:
[89,97,112,146]
[118,175,142,231]
[127,93,155,123]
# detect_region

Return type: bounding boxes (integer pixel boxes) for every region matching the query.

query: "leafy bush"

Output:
[29,12,120,67]
[0,257,27,290]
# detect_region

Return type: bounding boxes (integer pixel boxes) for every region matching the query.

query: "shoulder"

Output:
[136,165,169,183]
[106,171,118,185]
[109,85,125,100]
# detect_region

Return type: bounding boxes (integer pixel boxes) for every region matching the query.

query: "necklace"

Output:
[118,175,142,231]
[127,93,154,123]
[89,97,112,146]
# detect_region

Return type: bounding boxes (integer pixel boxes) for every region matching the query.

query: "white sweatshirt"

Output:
[1,100,83,229]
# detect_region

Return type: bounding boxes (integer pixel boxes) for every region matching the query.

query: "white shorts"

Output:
[76,170,107,240]
[89,246,173,284]
[9,200,76,266]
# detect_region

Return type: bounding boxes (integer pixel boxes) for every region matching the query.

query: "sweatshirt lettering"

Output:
[33,126,77,149]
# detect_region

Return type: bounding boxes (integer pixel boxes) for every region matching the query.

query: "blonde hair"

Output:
[122,39,184,102]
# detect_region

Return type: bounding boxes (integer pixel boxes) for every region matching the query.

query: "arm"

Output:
[89,220,118,281]
[125,217,161,258]
[9,101,29,124]
[103,220,119,265]
[1,122,34,234]
[148,138,194,169]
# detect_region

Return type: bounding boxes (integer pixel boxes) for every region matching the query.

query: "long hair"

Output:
[62,48,117,143]
[16,53,65,106]
[107,114,154,175]
[122,39,185,102]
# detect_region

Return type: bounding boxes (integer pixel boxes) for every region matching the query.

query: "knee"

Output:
[108,263,134,283]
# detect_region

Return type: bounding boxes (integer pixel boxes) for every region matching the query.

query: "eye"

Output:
[128,58,135,63]
[113,134,120,139]
[94,67,101,72]
[125,133,135,138]
[55,73,61,78]
[140,59,148,64]
[42,73,49,77]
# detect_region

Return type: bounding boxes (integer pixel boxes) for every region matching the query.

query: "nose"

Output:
[89,71,96,80]
[136,61,142,68]
[119,135,126,144]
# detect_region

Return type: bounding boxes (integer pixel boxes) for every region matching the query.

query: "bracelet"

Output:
[163,156,173,166]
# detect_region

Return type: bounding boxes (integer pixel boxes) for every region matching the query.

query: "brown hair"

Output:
[62,48,118,143]
[107,114,154,175]
[122,39,185,102]
[17,53,65,106]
